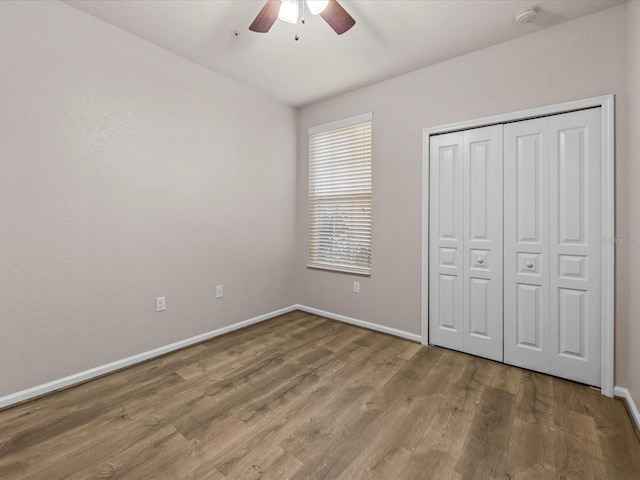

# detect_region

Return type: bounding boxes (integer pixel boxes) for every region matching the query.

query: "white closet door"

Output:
[463,126,503,361]
[430,127,502,360]
[504,109,602,386]
[429,132,464,351]
[504,117,551,374]
[548,109,602,387]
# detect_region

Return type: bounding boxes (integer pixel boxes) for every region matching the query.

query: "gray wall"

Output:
[0,1,297,397]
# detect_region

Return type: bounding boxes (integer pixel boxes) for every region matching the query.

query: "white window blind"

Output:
[308,113,372,275]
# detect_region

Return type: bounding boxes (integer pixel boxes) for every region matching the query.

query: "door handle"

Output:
[525,261,534,268]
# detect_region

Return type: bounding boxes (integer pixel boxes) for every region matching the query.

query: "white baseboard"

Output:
[294,304,422,343]
[614,386,640,431]
[0,305,298,410]
[0,305,421,410]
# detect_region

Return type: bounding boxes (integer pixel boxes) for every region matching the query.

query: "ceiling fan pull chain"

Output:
[295,1,301,41]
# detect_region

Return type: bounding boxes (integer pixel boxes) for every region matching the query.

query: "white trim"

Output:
[421,128,431,347]
[0,305,298,410]
[421,94,615,396]
[295,304,422,342]
[306,263,372,276]
[308,111,373,135]
[424,96,611,135]
[600,95,615,397]
[614,386,640,431]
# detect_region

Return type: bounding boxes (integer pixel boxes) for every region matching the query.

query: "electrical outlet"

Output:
[216,285,223,299]
[353,281,360,294]
[156,296,166,312]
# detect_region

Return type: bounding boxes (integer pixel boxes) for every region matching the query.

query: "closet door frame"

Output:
[421,94,615,397]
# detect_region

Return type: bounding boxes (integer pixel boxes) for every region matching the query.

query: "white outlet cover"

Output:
[156,296,166,312]
[216,285,223,299]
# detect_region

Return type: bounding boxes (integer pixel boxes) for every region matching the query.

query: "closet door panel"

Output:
[549,109,602,387]
[463,126,503,361]
[429,133,464,351]
[504,118,550,374]
[516,283,542,348]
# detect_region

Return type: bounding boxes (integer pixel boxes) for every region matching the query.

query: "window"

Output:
[308,112,372,275]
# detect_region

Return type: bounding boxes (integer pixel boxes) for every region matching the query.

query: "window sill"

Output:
[306,263,371,276]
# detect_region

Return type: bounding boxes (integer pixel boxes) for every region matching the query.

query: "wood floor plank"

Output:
[332,379,441,479]
[397,397,474,479]
[492,362,522,395]
[446,355,503,413]
[504,417,556,480]
[181,461,228,480]
[552,406,609,480]
[221,342,407,476]
[1,311,639,480]
[331,346,454,479]
[396,340,423,361]
[0,372,186,475]
[455,386,515,479]
[222,444,300,480]
[514,370,554,425]
[199,337,403,477]
[255,451,302,480]
[314,323,365,352]
[277,383,381,464]
[67,425,190,480]
[236,343,371,433]
[233,346,353,426]
[396,344,445,382]
[503,371,556,479]
[554,377,594,417]
[17,378,201,480]
[588,388,640,479]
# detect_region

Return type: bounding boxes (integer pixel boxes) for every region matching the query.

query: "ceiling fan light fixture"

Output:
[306,0,329,15]
[249,0,355,35]
[278,0,299,24]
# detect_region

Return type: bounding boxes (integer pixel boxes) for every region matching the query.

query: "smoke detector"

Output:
[515,7,538,24]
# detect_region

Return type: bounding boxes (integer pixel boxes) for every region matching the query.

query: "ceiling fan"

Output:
[249,0,356,35]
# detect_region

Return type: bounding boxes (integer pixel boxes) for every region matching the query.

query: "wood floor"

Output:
[1,311,639,480]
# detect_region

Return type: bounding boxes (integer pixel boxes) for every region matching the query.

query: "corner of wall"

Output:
[623,0,640,417]
[614,387,640,431]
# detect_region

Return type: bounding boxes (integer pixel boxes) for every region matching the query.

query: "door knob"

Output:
[477,258,484,264]
[525,261,534,268]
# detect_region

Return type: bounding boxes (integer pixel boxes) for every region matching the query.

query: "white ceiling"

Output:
[62,0,624,107]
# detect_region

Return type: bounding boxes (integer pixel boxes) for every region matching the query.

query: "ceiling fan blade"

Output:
[249,0,280,33]
[320,0,356,35]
